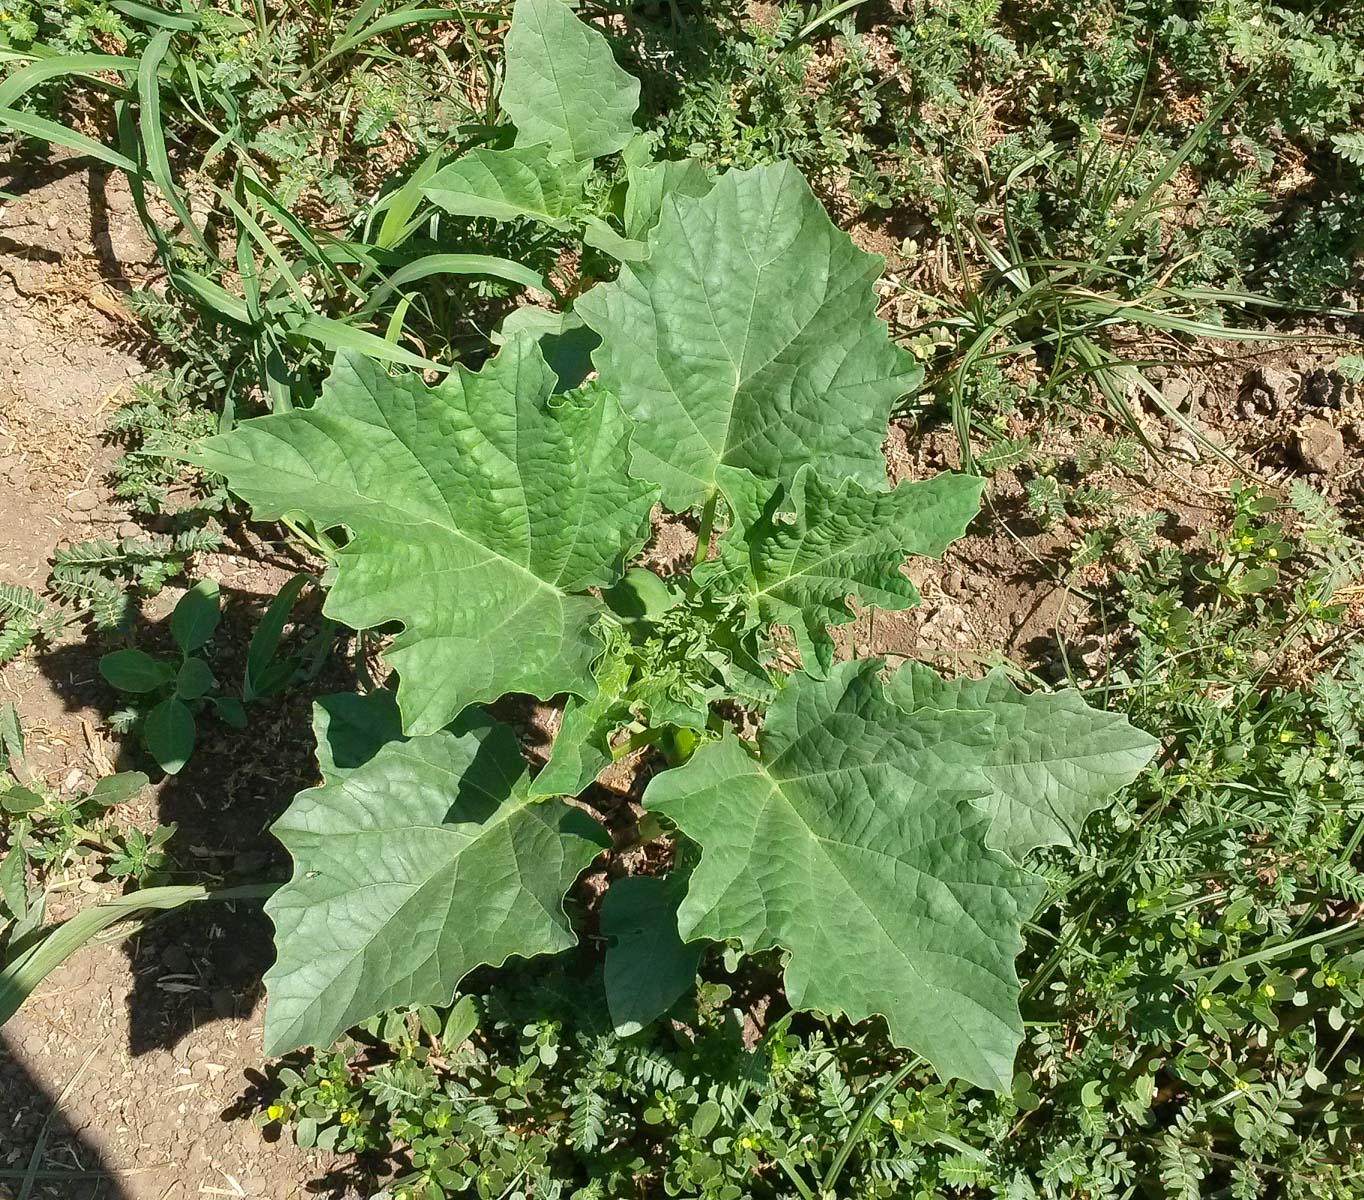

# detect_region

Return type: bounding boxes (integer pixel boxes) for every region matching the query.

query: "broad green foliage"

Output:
[644,661,1046,1090]
[423,143,590,225]
[264,708,605,1054]
[705,464,985,676]
[192,0,1154,1088]
[500,0,639,163]
[600,874,702,1036]
[576,162,922,511]
[194,338,656,734]
[888,665,1160,860]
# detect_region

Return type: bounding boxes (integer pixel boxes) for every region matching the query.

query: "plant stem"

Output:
[693,489,718,568]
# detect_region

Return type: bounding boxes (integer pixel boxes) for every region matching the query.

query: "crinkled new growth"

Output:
[708,464,985,676]
[193,338,656,734]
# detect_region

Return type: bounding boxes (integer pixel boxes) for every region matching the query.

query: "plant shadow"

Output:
[32,563,358,1059]
[0,1032,132,1200]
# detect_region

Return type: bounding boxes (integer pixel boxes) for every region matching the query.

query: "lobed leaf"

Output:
[501,0,640,164]
[705,464,985,676]
[886,665,1159,860]
[264,714,606,1054]
[577,162,921,510]
[194,338,657,734]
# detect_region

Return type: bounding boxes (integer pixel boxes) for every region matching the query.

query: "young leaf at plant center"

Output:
[501,0,640,164]
[143,696,195,775]
[171,579,221,654]
[192,338,657,734]
[529,633,633,800]
[263,716,607,1054]
[886,666,1159,860]
[601,874,703,1036]
[622,157,712,241]
[492,308,599,393]
[643,659,1043,1091]
[423,144,591,226]
[100,648,175,693]
[175,657,215,700]
[576,162,921,510]
[702,464,985,677]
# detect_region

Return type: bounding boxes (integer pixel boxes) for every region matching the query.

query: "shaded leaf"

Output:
[143,697,195,775]
[100,649,174,694]
[601,874,703,1035]
[171,579,220,653]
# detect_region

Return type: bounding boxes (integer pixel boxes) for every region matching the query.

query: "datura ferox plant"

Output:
[193,0,1157,1092]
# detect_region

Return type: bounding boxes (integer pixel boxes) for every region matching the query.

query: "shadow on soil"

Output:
[0,1033,131,1200]
[34,569,355,1060]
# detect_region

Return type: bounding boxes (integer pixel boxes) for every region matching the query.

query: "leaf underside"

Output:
[577,162,923,510]
[264,713,605,1054]
[194,338,656,734]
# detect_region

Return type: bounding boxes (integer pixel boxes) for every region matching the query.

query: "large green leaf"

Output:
[886,666,1159,860]
[644,661,1042,1090]
[501,0,639,163]
[622,158,712,240]
[264,716,606,1054]
[576,162,921,510]
[601,874,703,1035]
[194,339,656,734]
[705,464,984,676]
[423,143,590,225]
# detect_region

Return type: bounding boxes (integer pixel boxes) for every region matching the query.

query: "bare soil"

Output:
[0,152,364,1200]
[0,146,1359,1200]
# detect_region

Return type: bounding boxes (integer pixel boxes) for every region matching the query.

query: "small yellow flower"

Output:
[1325,974,1339,988]
[339,1110,355,1125]
[1263,984,1275,998]
[318,1079,332,1090]
[1199,996,1211,1010]
[266,1104,283,1122]
[889,1117,904,1131]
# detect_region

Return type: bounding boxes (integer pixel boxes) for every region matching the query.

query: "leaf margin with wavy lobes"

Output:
[886,664,1159,860]
[422,143,591,225]
[263,714,607,1055]
[501,0,640,164]
[643,659,1043,1091]
[191,337,657,735]
[706,463,985,677]
[576,161,923,510]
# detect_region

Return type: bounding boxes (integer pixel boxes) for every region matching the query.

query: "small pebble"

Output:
[67,488,99,512]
